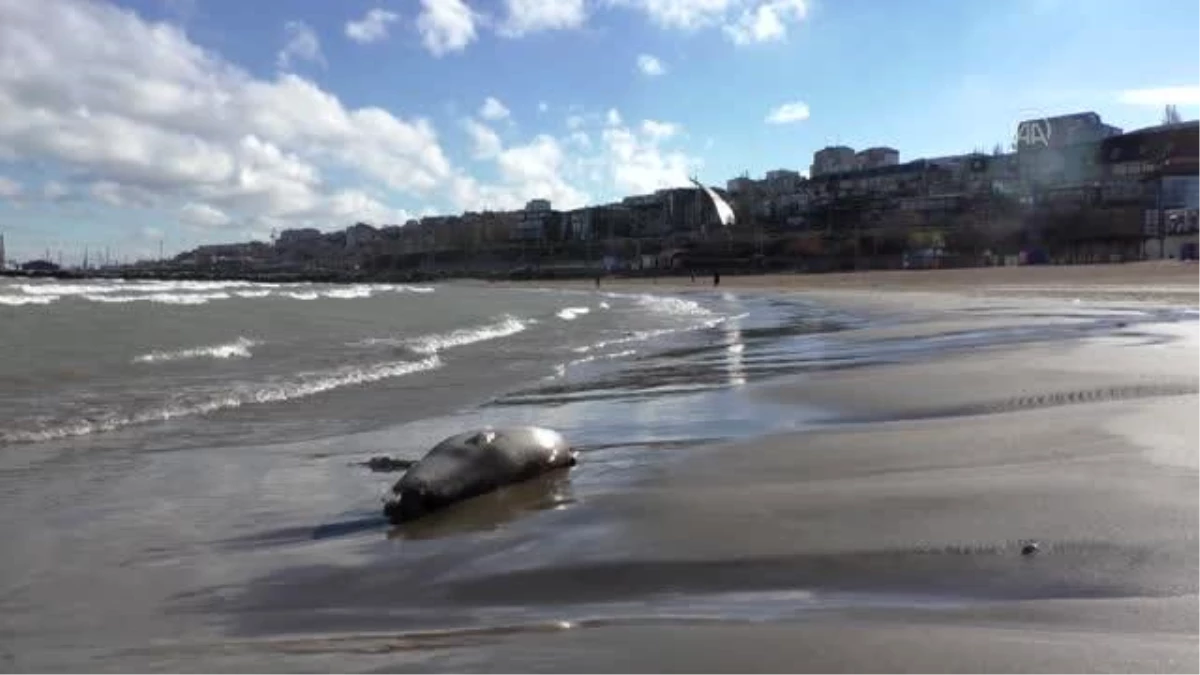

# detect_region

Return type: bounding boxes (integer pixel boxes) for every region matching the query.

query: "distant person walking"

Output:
[713,271,721,287]
[595,274,601,288]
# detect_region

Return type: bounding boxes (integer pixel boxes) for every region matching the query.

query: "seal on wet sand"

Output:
[383,426,578,524]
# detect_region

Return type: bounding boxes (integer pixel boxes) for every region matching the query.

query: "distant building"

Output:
[20,259,60,273]
[763,169,803,195]
[515,199,560,241]
[1100,121,1200,259]
[344,222,379,251]
[1015,111,1122,189]
[856,147,900,170]
[811,146,858,176]
[726,177,754,194]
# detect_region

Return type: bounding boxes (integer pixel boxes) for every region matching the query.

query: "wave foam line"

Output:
[635,294,713,318]
[556,306,591,321]
[0,294,59,306]
[0,356,441,444]
[133,337,257,364]
[356,316,527,355]
[83,292,231,305]
[19,280,259,295]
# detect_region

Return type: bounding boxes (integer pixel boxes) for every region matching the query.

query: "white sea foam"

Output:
[83,292,231,305]
[235,290,272,298]
[133,337,256,364]
[405,316,527,354]
[0,356,441,444]
[19,280,257,296]
[323,287,373,299]
[284,291,320,300]
[0,294,58,305]
[635,294,713,317]
[556,306,591,321]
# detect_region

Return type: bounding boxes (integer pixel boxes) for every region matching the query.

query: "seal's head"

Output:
[384,489,427,524]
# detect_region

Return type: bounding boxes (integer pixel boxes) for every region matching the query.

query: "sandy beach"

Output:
[432,264,1198,673]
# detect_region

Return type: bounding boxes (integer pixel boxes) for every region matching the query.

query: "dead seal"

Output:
[383,426,578,524]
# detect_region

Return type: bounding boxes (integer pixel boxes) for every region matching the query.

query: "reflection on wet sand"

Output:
[388,470,576,541]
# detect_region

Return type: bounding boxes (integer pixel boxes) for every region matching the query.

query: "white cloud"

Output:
[479,96,511,121]
[566,114,586,130]
[345,8,400,44]
[610,0,808,44]
[450,134,590,212]
[1118,86,1200,106]
[463,118,502,159]
[0,0,450,242]
[0,175,21,199]
[277,20,325,70]
[179,202,231,228]
[724,0,806,44]
[636,53,667,76]
[417,0,478,56]
[610,0,734,30]
[640,119,679,139]
[765,100,810,124]
[449,108,699,212]
[499,0,586,36]
[602,121,695,194]
[538,101,549,113]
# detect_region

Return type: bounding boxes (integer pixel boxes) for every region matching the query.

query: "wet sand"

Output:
[422,269,1198,673]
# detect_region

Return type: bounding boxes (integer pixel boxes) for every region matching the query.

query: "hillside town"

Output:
[6,109,1199,281]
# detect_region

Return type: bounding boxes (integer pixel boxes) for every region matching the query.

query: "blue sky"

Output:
[0,0,1197,262]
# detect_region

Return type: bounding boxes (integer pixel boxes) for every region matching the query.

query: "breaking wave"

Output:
[0,295,58,306]
[83,292,231,305]
[356,316,528,355]
[634,294,713,318]
[556,306,591,321]
[0,356,442,444]
[133,337,256,364]
[3,281,433,306]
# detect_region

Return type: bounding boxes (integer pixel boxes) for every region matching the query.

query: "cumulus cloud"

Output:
[277,20,325,69]
[765,100,810,124]
[609,0,808,44]
[450,108,700,211]
[345,8,400,44]
[179,202,231,228]
[463,118,502,159]
[538,101,549,113]
[724,0,807,44]
[479,96,511,121]
[606,108,623,126]
[602,121,695,194]
[1118,86,1200,106]
[640,119,679,139]
[636,53,666,76]
[0,0,449,239]
[499,0,586,36]
[417,0,478,56]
